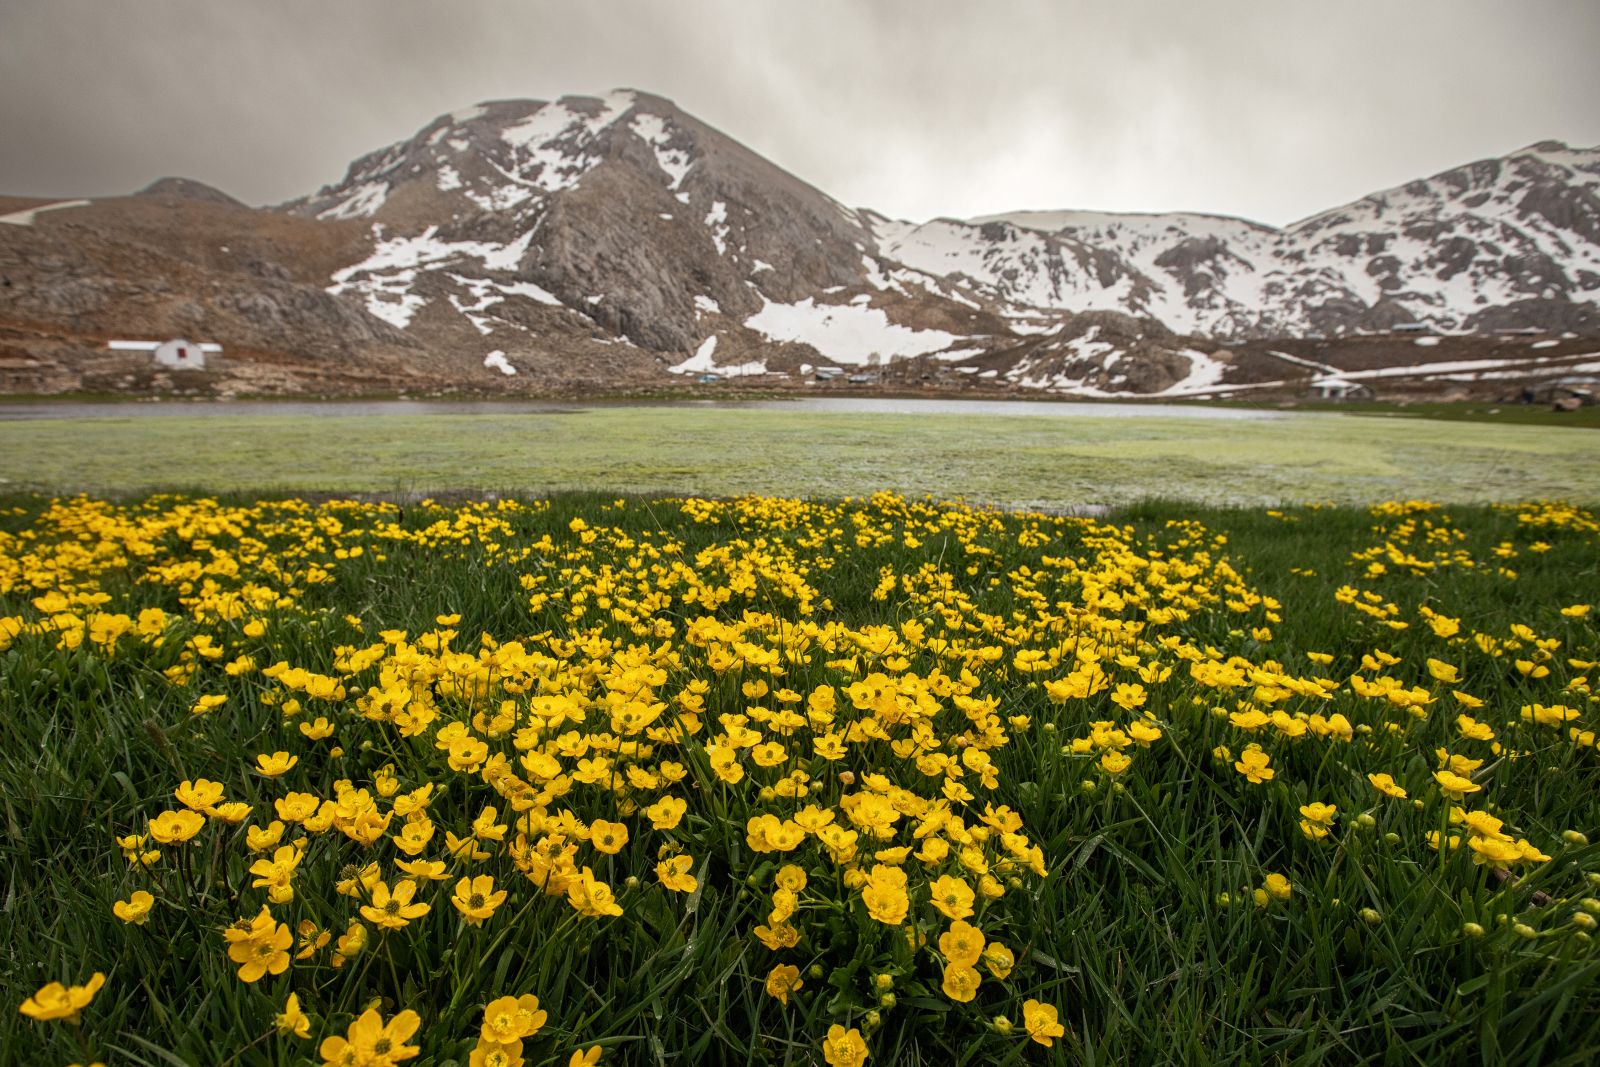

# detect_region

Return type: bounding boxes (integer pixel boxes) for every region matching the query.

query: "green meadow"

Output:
[0,405,1596,505]
[3,490,1598,1067]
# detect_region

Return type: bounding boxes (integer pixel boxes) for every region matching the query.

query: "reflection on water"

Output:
[0,396,1291,422]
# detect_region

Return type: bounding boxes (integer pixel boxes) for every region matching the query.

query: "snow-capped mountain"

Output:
[947,140,1600,338]
[282,90,987,367]
[283,91,1599,385]
[2,89,1596,398]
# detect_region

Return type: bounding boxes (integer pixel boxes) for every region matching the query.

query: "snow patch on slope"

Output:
[318,181,388,220]
[669,335,768,377]
[330,226,539,328]
[630,113,692,190]
[743,298,959,365]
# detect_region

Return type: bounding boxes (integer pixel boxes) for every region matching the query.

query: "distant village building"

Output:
[107,338,222,371]
[1309,376,1374,401]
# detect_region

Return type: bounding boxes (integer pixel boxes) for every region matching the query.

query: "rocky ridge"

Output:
[1,90,1596,398]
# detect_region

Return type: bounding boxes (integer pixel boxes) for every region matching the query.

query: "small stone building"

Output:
[108,338,222,371]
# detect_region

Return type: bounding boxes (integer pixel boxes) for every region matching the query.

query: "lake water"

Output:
[0,396,1292,422]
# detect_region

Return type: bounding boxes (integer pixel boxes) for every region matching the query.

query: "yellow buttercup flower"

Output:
[1023,999,1066,1046]
[821,1024,868,1067]
[452,874,508,926]
[19,972,105,1021]
[765,963,803,1005]
[275,992,311,1038]
[113,889,154,924]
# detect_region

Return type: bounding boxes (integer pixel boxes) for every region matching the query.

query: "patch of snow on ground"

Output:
[1414,336,1442,347]
[329,227,538,329]
[1265,349,1340,374]
[669,336,769,377]
[743,299,958,365]
[1340,356,1548,381]
[483,350,516,375]
[467,183,534,212]
[318,182,388,221]
[452,105,487,124]
[1532,339,1560,349]
[1159,348,1230,395]
[436,166,462,192]
[630,114,692,190]
[705,201,729,255]
[694,295,721,315]
[359,271,425,329]
[500,92,634,193]
[751,259,774,273]
[0,199,91,226]
[500,280,562,306]
[670,336,719,374]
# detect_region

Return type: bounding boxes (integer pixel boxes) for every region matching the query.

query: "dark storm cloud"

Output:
[2,1,1597,225]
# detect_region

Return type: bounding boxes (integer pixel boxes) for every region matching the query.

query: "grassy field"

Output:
[3,491,1598,1066]
[0,406,1598,506]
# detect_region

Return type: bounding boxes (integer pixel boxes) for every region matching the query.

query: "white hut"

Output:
[1310,376,1374,401]
[107,338,222,371]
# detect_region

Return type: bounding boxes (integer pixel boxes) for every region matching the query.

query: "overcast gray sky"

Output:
[2,1,1597,226]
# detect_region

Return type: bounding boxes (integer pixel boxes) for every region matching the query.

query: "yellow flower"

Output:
[588,819,629,855]
[1434,770,1482,800]
[928,874,975,920]
[656,855,698,893]
[982,941,1015,979]
[480,994,547,1043]
[775,864,808,893]
[1023,999,1066,1047]
[452,875,508,926]
[1099,750,1131,776]
[319,1007,421,1066]
[469,1041,525,1067]
[1298,802,1337,841]
[190,693,228,715]
[174,778,225,810]
[113,889,155,924]
[821,1024,869,1067]
[1367,773,1408,799]
[566,866,624,918]
[1263,873,1292,902]
[1233,744,1274,784]
[567,1047,603,1067]
[223,906,292,982]
[765,963,803,1005]
[255,751,299,777]
[1426,658,1460,684]
[275,992,311,1038]
[148,808,206,845]
[360,879,431,929]
[941,962,981,1002]
[19,972,104,1021]
[860,865,909,925]
[938,919,986,966]
[643,796,686,830]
